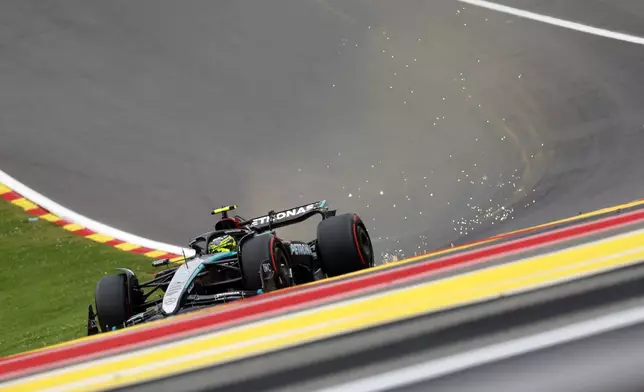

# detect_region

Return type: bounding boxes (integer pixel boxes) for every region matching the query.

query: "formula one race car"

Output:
[87,201,374,334]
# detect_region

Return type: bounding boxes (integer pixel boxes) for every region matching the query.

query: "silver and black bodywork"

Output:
[88,200,374,334]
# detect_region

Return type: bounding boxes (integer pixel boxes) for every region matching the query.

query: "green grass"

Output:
[0,200,156,357]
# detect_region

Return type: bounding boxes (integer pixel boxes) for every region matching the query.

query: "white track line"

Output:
[316,303,644,392]
[0,169,193,256]
[458,0,644,45]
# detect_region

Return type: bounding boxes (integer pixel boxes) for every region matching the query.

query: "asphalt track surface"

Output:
[1,1,644,390]
[121,250,644,392]
[387,323,644,392]
[2,0,644,259]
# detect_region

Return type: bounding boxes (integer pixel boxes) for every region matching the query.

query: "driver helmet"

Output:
[208,234,237,254]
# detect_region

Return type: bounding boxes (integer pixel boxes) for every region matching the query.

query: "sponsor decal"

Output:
[289,243,313,256]
[261,261,275,280]
[250,202,320,226]
[165,281,184,297]
[162,259,203,314]
[213,291,244,300]
[188,291,244,302]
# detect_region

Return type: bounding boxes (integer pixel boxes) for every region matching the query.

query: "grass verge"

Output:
[0,200,156,357]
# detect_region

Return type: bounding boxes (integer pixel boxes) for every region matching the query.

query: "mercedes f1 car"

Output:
[87,200,374,334]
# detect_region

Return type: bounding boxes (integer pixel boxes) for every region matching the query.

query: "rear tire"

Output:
[95,274,131,332]
[241,234,292,291]
[316,213,374,277]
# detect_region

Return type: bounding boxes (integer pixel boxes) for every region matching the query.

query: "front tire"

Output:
[316,213,374,277]
[95,274,132,332]
[240,234,292,291]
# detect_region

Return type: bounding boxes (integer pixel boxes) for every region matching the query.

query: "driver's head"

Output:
[208,234,237,254]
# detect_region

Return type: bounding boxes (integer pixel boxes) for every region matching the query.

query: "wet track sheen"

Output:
[2,0,643,259]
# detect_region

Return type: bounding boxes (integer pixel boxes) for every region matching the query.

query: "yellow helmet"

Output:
[208,235,237,254]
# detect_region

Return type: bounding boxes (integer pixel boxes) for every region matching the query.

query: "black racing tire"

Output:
[240,234,292,292]
[95,274,132,332]
[316,213,374,277]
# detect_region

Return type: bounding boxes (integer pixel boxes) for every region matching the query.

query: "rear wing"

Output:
[247,200,335,232]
